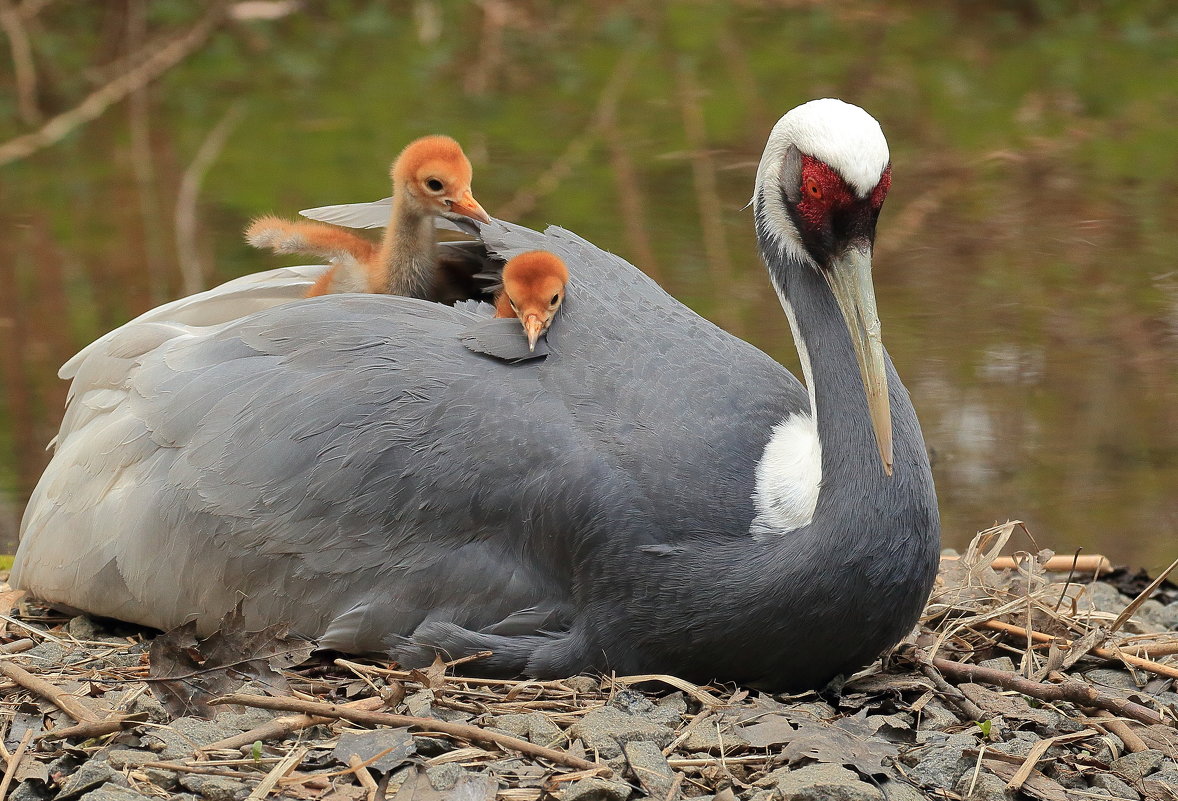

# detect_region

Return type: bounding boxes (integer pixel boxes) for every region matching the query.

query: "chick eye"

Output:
[550,294,560,305]
[804,179,822,200]
[425,178,444,192]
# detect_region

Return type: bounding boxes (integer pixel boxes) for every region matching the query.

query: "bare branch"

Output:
[175,103,245,295]
[0,0,41,125]
[0,1,229,168]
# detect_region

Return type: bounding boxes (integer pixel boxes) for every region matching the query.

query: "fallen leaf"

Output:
[5,708,43,750]
[738,715,796,748]
[1136,724,1178,759]
[778,710,898,778]
[391,767,444,801]
[332,728,415,772]
[409,653,448,691]
[147,604,314,718]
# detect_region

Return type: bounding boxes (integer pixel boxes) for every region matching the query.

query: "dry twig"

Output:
[0,729,34,800]
[0,660,101,723]
[931,657,1166,726]
[210,692,609,776]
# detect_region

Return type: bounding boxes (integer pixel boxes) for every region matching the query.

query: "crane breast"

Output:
[750,413,822,536]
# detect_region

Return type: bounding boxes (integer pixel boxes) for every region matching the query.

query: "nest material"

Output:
[0,522,1174,801]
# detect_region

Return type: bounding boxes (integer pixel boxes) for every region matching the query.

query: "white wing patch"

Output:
[750,413,822,536]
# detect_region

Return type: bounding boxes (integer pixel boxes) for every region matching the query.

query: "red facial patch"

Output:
[795,156,857,229]
[870,165,892,208]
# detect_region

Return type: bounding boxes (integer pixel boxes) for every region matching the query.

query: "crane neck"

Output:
[770,247,902,496]
[378,194,438,298]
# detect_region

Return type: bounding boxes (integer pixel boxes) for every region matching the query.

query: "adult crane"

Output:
[13,99,939,691]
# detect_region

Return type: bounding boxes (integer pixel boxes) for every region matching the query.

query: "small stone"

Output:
[20,642,66,665]
[906,733,977,790]
[622,741,675,798]
[760,763,882,800]
[1084,582,1129,613]
[426,763,465,792]
[566,707,673,759]
[405,690,435,718]
[1089,773,1139,800]
[59,760,116,799]
[677,723,749,752]
[976,657,1016,673]
[76,786,150,801]
[1111,749,1164,781]
[527,713,565,748]
[954,770,1013,800]
[106,750,156,771]
[129,694,169,724]
[178,774,249,801]
[1046,763,1086,789]
[915,699,961,732]
[489,714,531,738]
[1135,600,1169,629]
[1082,668,1141,692]
[1145,769,1178,799]
[561,777,632,801]
[1159,602,1178,630]
[141,717,243,760]
[564,676,599,693]
[876,781,926,801]
[141,767,179,790]
[66,616,104,640]
[645,693,688,728]
[412,736,453,756]
[10,781,53,801]
[609,689,655,717]
[1088,738,1118,765]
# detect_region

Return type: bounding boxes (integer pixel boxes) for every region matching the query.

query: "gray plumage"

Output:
[14,101,939,691]
[301,200,481,237]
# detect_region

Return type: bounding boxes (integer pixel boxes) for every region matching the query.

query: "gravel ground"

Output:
[0,529,1175,801]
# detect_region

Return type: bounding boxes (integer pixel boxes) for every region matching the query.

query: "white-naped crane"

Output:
[13,99,939,691]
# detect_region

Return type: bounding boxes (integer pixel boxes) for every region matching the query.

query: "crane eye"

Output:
[425,178,444,192]
[550,294,560,305]
[804,179,822,200]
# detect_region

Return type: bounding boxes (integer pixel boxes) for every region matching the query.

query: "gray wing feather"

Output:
[458,318,549,362]
[14,218,807,667]
[299,198,392,229]
[299,199,480,237]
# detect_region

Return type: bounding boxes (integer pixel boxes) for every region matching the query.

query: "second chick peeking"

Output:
[494,251,569,352]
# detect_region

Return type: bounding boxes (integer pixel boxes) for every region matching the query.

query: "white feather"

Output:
[751,413,822,536]
[756,98,890,199]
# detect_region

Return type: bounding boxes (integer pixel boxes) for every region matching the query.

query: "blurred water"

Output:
[1,2,1175,565]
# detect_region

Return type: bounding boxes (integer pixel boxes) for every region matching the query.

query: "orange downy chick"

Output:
[245,135,490,299]
[494,251,570,351]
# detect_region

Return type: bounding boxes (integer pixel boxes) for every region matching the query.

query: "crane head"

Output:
[495,251,570,352]
[392,135,492,226]
[753,99,895,476]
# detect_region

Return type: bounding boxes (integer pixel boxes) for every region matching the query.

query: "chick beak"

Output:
[521,315,546,352]
[447,189,492,224]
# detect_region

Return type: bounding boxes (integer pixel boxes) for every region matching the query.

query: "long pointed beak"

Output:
[447,189,492,224]
[521,315,545,352]
[824,244,893,476]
